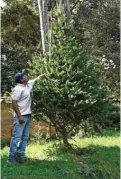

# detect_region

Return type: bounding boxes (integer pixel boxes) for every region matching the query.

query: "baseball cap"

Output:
[14,72,26,83]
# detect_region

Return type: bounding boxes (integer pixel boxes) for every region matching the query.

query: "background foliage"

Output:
[1,0,120,139]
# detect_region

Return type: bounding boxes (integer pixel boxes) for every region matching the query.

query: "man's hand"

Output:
[12,101,24,124]
[32,74,46,82]
[18,115,25,124]
[37,74,46,80]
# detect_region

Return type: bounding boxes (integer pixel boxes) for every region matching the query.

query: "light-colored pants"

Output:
[8,115,32,160]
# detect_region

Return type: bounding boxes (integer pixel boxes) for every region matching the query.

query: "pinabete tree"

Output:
[29,10,110,147]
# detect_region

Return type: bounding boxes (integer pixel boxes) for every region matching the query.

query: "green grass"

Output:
[1,131,120,179]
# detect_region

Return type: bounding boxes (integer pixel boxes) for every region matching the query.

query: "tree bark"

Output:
[38,0,49,53]
[49,11,52,59]
[56,0,63,8]
[61,127,72,149]
[64,0,72,21]
[42,0,49,52]
[38,0,46,52]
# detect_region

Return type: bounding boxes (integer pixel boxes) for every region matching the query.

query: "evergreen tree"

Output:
[29,11,110,147]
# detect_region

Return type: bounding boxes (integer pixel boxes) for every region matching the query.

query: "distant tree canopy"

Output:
[72,0,120,98]
[1,44,30,94]
[1,0,40,95]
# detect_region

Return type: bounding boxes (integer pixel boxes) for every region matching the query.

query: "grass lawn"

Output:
[1,131,120,179]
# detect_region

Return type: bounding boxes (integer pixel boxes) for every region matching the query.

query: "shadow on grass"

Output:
[73,144,120,156]
[1,144,120,179]
[93,130,120,137]
[1,140,10,149]
[1,154,80,179]
[46,143,120,179]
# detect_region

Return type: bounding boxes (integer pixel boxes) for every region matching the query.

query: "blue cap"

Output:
[14,72,26,83]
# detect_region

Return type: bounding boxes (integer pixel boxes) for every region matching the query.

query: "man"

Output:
[8,72,46,165]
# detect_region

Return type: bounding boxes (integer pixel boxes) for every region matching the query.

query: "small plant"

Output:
[30,129,45,144]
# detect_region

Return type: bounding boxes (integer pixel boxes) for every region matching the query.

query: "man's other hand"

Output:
[19,116,25,124]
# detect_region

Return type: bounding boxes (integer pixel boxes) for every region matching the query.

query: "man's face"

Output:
[20,75,29,84]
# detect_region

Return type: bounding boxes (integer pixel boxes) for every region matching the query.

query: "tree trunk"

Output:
[49,18,52,59]
[38,0,49,53]
[61,127,72,149]
[56,0,63,8]
[64,0,72,21]
[38,0,46,52]
[42,0,49,52]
